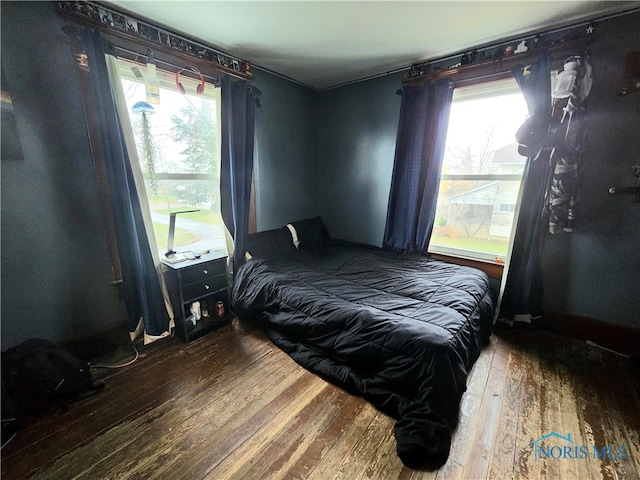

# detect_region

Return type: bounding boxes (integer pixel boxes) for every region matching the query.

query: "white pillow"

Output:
[286,223,300,249]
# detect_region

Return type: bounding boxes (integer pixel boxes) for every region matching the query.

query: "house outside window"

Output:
[118,59,226,256]
[429,77,529,262]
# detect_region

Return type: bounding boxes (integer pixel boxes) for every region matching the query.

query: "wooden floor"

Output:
[2,319,639,480]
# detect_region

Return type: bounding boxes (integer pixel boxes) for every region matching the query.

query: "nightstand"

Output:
[161,251,231,343]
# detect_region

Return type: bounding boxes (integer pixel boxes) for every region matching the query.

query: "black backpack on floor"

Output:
[2,338,104,420]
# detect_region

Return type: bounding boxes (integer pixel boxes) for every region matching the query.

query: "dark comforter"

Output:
[232,245,494,467]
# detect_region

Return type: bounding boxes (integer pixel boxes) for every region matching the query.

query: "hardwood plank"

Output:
[433,458,464,480]
[277,392,370,480]
[409,469,438,480]
[538,345,563,480]
[4,322,638,480]
[198,375,329,479]
[498,334,548,480]
[1,325,259,472]
[565,340,631,480]
[572,345,638,480]
[488,333,510,373]
[552,341,591,480]
[305,403,379,479]
[487,335,523,480]
[595,354,640,480]
[447,338,493,467]
[1,331,255,478]
[459,363,506,480]
[326,410,396,480]
[30,336,294,479]
[620,422,640,480]
[107,352,308,479]
[219,384,350,479]
[356,413,405,480]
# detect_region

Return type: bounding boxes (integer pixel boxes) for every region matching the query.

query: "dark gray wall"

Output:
[316,73,402,244]
[541,11,640,327]
[252,70,319,230]
[1,2,126,349]
[314,12,640,329]
[2,3,637,351]
[0,3,320,349]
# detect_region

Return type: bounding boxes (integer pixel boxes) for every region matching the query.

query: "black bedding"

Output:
[232,237,494,468]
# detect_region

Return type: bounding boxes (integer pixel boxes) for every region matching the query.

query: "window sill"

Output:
[428,251,504,280]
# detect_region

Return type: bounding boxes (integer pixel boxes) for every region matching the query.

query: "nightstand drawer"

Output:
[182,275,227,302]
[180,260,227,285]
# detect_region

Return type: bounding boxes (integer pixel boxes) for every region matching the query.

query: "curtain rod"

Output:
[415,6,639,69]
[110,42,263,100]
[110,43,222,84]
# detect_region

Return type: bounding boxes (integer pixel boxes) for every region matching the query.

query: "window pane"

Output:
[432,179,522,258]
[119,61,224,257]
[121,78,220,175]
[147,178,227,253]
[430,78,528,261]
[442,91,528,175]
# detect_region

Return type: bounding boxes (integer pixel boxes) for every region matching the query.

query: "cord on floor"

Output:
[89,338,144,369]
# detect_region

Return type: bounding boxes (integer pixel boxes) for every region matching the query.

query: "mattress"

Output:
[232,242,494,467]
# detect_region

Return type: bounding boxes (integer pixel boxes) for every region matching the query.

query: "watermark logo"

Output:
[531,432,628,461]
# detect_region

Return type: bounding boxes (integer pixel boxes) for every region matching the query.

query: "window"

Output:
[429,77,528,262]
[118,60,225,256]
[499,203,517,213]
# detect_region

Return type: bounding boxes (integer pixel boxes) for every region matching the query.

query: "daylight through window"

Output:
[118,60,226,256]
[429,77,529,262]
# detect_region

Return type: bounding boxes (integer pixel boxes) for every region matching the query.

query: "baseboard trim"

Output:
[541,310,640,358]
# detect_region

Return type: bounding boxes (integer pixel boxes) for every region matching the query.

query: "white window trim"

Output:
[440,174,522,181]
[119,58,223,185]
[117,58,226,256]
[428,77,526,264]
[428,244,504,264]
[118,58,221,102]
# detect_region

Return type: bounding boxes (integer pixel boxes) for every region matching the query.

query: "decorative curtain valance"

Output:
[57,1,253,82]
[404,25,595,87]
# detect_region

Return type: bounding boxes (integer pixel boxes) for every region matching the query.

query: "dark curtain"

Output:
[220,76,258,273]
[498,55,552,321]
[82,31,170,336]
[383,79,453,253]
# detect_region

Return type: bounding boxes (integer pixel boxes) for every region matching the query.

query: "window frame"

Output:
[428,75,528,265]
[118,57,222,182]
[117,58,226,255]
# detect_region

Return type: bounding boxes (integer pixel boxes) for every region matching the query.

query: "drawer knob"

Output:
[204,284,210,290]
[203,269,208,275]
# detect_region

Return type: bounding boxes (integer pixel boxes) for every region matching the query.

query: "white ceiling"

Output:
[108,1,638,90]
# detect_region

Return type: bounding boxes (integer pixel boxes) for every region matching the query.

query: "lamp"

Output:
[166,209,199,257]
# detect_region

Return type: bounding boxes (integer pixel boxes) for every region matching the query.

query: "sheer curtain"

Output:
[383,79,453,253]
[82,30,172,343]
[497,54,552,324]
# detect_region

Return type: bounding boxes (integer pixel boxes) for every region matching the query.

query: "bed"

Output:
[231,217,495,468]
